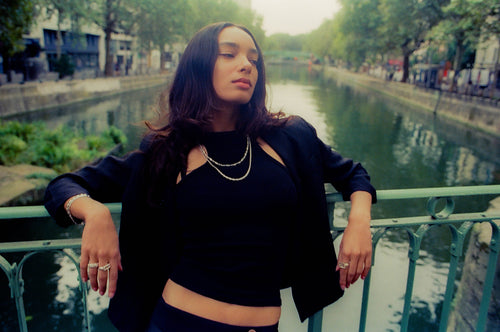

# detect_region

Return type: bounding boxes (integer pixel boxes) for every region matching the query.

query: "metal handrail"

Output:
[1,185,500,332]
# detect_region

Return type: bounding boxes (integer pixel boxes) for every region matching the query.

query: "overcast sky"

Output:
[251,0,342,36]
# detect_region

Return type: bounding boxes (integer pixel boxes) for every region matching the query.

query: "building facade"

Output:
[4,8,163,82]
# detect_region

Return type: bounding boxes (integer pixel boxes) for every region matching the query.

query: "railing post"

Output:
[438,222,473,332]
[12,262,29,332]
[307,310,323,332]
[358,270,371,332]
[0,256,28,332]
[358,227,386,332]
[400,225,428,331]
[63,248,92,332]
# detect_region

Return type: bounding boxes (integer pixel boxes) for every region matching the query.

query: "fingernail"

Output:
[93,287,98,291]
[100,290,104,296]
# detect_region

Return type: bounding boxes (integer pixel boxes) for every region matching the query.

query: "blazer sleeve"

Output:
[44,148,145,227]
[303,118,377,202]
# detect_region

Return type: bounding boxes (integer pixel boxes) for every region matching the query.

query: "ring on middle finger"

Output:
[88,263,99,269]
[98,263,111,272]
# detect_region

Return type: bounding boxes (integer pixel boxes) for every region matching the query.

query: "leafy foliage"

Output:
[51,53,75,78]
[0,121,127,174]
[89,0,136,76]
[300,0,496,84]
[0,0,36,57]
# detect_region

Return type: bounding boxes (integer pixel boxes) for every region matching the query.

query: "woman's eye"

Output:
[220,53,234,58]
[249,59,258,65]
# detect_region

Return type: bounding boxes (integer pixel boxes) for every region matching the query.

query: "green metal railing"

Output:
[1,186,499,332]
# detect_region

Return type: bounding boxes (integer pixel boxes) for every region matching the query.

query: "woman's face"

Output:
[212,27,259,110]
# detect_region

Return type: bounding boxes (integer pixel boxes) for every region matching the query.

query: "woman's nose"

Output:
[239,56,252,72]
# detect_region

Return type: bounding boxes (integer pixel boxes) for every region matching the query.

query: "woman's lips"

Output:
[232,78,252,89]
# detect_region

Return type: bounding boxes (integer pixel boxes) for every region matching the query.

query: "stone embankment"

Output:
[321,67,500,138]
[447,197,500,331]
[0,74,171,117]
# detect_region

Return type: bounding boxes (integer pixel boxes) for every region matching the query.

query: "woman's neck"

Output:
[210,108,239,132]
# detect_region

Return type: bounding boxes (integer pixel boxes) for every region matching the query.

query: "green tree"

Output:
[304,20,336,61]
[133,0,189,72]
[476,0,499,40]
[430,0,485,91]
[90,0,134,77]
[132,0,264,72]
[378,0,449,82]
[0,0,37,80]
[474,0,499,98]
[337,0,384,69]
[187,0,265,45]
[41,0,91,59]
[265,33,305,52]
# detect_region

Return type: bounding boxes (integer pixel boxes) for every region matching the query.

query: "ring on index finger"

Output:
[338,262,350,269]
[88,263,99,269]
[98,263,111,272]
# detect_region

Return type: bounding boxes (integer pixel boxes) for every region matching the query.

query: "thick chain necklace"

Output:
[199,135,252,181]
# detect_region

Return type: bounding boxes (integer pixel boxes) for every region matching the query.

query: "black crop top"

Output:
[171,131,298,307]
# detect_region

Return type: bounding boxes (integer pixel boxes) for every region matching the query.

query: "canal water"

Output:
[1,65,499,331]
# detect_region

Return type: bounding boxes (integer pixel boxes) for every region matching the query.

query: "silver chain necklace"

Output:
[199,135,252,181]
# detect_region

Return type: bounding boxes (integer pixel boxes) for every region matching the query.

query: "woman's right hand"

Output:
[67,197,122,298]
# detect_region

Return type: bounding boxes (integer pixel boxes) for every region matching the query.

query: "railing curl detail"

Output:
[427,196,455,219]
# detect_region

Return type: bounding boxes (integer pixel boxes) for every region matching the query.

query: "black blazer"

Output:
[45,116,376,331]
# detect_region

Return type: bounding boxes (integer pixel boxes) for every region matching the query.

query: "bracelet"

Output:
[65,193,90,225]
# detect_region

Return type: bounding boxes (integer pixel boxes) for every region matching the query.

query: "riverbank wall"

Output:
[0,74,171,118]
[447,197,500,331]
[321,67,500,138]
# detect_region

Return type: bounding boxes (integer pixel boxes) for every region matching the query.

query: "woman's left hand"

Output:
[336,191,373,290]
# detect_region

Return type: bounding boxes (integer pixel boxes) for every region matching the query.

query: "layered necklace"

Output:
[199,135,252,181]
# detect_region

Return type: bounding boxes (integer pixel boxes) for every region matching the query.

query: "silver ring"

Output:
[338,262,349,269]
[98,263,111,272]
[88,263,99,269]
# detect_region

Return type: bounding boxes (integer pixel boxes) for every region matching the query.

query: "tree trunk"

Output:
[490,36,500,99]
[449,36,465,93]
[1,53,12,82]
[56,16,62,59]
[402,53,410,83]
[401,41,412,83]
[104,28,114,77]
[103,0,116,77]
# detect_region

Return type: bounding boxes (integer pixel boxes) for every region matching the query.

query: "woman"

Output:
[45,22,376,332]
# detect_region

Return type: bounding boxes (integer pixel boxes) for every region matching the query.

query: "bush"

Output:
[0,135,28,164]
[52,54,75,79]
[103,126,128,145]
[0,121,126,173]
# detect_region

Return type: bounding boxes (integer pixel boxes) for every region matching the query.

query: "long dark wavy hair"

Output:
[144,22,287,197]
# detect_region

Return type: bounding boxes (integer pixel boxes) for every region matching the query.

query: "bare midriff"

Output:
[162,279,281,326]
